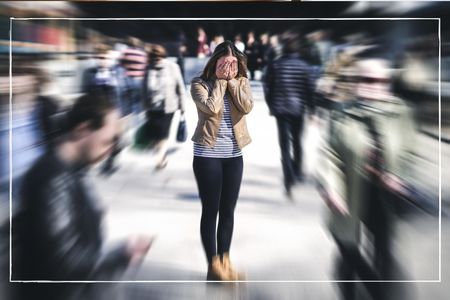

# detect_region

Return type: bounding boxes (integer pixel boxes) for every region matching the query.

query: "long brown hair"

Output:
[200,40,248,80]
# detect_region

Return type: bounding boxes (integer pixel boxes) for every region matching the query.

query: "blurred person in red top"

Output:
[120,36,148,119]
[197,27,210,58]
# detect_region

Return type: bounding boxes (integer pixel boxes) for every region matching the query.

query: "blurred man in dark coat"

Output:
[263,30,315,198]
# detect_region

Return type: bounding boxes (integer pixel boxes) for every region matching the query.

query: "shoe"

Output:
[221,253,246,281]
[206,255,229,281]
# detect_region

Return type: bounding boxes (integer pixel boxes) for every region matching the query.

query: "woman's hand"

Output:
[216,55,238,80]
[216,60,231,80]
[227,60,238,80]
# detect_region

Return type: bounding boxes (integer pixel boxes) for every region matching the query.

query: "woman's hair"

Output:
[200,40,248,80]
[148,44,167,61]
[145,44,167,66]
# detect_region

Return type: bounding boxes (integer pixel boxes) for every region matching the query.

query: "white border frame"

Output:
[9,17,441,283]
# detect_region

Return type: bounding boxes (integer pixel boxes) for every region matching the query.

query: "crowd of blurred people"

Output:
[260,27,434,300]
[195,27,282,81]
[76,36,186,174]
[1,34,188,299]
[0,18,441,300]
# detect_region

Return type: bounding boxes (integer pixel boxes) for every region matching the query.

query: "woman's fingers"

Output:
[216,58,238,80]
[216,60,228,79]
[222,61,231,70]
[225,56,237,64]
[229,61,238,79]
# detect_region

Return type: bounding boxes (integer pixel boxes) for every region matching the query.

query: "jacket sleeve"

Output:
[227,77,254,114]
[190,77,227,115]
[38,176,129,279]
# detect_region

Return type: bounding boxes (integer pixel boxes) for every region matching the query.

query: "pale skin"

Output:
[215,49,238,80]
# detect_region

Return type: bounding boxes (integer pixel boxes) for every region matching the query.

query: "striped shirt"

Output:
[121,47,148,79]
[194,95,242,158]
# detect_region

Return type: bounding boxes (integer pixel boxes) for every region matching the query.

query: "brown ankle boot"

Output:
[206,255,229,281]
[221,253,246,281]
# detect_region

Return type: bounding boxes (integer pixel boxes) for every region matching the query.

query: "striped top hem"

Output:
[194,95,242,158]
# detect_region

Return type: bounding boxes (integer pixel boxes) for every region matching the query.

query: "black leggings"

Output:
[193,156,243,263]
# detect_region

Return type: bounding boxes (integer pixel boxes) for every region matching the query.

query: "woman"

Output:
[197,27,210,58]
[190,40,253,281]
[244,31,260,81]
[143,44,186,169]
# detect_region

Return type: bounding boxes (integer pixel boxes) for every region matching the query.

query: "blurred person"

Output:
[244,31,261,80]
[266,34,282,65]
[234,34,245,53]
[82,45,122,98]
[317,55,417,300]
[1,66,61,201]
[27,68,61,152]
[197,27,210,58]
[260,33,281,98]
[210,34,225,55]
[302,33,323,88]
[177,44,187,84]
[333,32,372,61]
[315,46,369,109]
[258,32,270,71]
[356,57,417,280]
[120,36,148,121]
[12,92,153,299]
[190,40,253,281]
[82,44,129,176]
[177,31,188,83]
[308,30,335,68]
[263,30,315,198]
[143,44,186,170]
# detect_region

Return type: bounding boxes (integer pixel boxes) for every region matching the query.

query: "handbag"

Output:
[176,112,187,143]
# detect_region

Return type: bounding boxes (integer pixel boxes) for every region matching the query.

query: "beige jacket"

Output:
[190,76,253,149]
